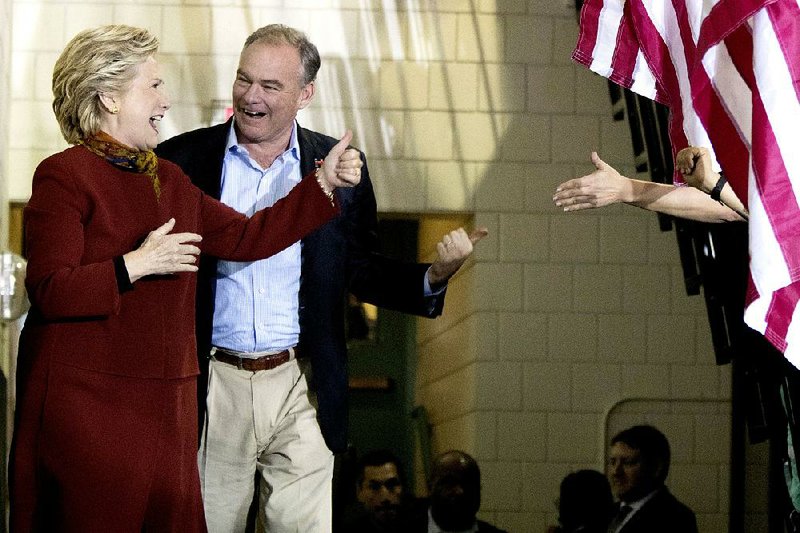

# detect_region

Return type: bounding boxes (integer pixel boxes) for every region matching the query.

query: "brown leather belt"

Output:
[211,347,293,372]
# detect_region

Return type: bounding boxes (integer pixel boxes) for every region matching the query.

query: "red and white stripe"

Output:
[573,0,800,366]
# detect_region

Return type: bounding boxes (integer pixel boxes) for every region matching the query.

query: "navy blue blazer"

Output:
[156,120,445,452]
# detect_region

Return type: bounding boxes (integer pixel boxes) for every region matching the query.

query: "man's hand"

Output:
[553,152,632,211]
[320,130,362,191]
[427,227,489,287]
[675,146,717,193]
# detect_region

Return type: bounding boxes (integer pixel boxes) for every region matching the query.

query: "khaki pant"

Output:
[199,357,333,532]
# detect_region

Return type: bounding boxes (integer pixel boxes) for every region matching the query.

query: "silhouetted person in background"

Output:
[549,469,614,533]
[411,450,506,533]
[606,425,698,533]
[341,449,410,532]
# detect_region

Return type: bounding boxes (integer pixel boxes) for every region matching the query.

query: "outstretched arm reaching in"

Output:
[553,152,744,223]
[675,146,748,221]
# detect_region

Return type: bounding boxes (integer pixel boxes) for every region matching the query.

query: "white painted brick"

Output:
[597,314,647,363]
[402,111,453,160]
[478,0,529,13]
[646,314,697,365]
[548,313,597,362]
[475,262,524,311]
[552,16,579,65]
[64,5,113,40]
[529,0,577,16]
[255,9,309,33]
[428,62,479,111]
[575,68,617,116]
[620,364,671,398]
[572,363,622,412]
[551,114,600,164]
[622,264,674,313]
[113,6,163,37]
[417,314,497,383]
[379,61,429,109]
[505,15,553,65]
[599,214,649,264]
[423,365,475,424]
[8,148,52,200]
[474,161,526,212]
[426,160,476,211]
[599,116,636,166]
[573,263,622,312]
[694,413,732,463]
[671,463,720,513]
[367,158,426,212]
[306,10,360,58]
[524,263,573,312]
[524,362,572,411]
[343,8,407,61]
[475,362,523,410]
[479,63,527,113]
[499,213,549,262]
[472,213,500,260]
[498,113,551,162]
[528,65,574,114]
[456,13,504,63]
[453,112,504,163]
[409,12,458,62]
[671,265,707,314]
[10,100,63,150]
[547,413,604,462]
[527,162,576,213]
[671,365,725,399]
[480,460,525,511]
[499,312,548,361]
[432,412,496,460]
[11,52,35,100]
[12,4,66,52]
[549,215,599,263]
[160,7,212,55]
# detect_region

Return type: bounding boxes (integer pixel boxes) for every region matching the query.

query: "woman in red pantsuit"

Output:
[9,24,362,532]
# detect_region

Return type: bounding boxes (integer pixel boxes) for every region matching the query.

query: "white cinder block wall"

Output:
[7,1,736,532]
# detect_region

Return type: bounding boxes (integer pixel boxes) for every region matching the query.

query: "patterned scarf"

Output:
[80,131,161,201]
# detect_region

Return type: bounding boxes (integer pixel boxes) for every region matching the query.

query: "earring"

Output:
[110,106,119,114]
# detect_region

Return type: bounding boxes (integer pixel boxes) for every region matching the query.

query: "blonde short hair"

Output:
[52,25,159,144]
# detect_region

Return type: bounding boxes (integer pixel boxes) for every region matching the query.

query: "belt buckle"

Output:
[235,355,244,370]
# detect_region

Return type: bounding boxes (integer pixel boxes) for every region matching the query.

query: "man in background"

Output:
[606,425,698,533]
[410,450,506,533]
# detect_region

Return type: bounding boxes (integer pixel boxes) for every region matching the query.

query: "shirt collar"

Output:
[226,119,301,163]
[427,508,479,533]
[620,487,660,512]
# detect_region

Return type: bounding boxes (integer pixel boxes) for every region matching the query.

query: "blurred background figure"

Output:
[410,450,507,533]
[340,449,410,532]
[606,425,697,533]
[548,469,614,533]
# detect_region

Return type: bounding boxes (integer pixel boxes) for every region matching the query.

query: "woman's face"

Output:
[103,56,170,151]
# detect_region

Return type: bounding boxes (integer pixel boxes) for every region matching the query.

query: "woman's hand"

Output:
[123,218,202,283]
[317,130,362,195]
[675,146,718,193]
[553,152,633,211]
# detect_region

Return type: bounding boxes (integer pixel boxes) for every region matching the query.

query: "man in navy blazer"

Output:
[606,425,698,533]
[156,24,484,532]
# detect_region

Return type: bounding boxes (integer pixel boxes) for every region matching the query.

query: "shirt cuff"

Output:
[424,266,447,296]
[113,256,134,293]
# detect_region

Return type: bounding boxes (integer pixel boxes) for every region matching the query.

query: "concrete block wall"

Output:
[6,1,737,532]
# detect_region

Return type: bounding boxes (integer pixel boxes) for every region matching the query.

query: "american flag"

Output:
[572,0,800,367]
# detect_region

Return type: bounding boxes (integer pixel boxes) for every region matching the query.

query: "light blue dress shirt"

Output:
[211,122,303,353]
[211,121,443,354]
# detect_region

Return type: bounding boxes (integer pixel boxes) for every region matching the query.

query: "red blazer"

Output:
[20,145,337,379]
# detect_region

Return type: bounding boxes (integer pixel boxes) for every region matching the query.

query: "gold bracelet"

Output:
[314,164,335,205]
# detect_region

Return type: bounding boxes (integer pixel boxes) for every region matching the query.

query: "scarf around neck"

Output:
[80,131,161,200]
